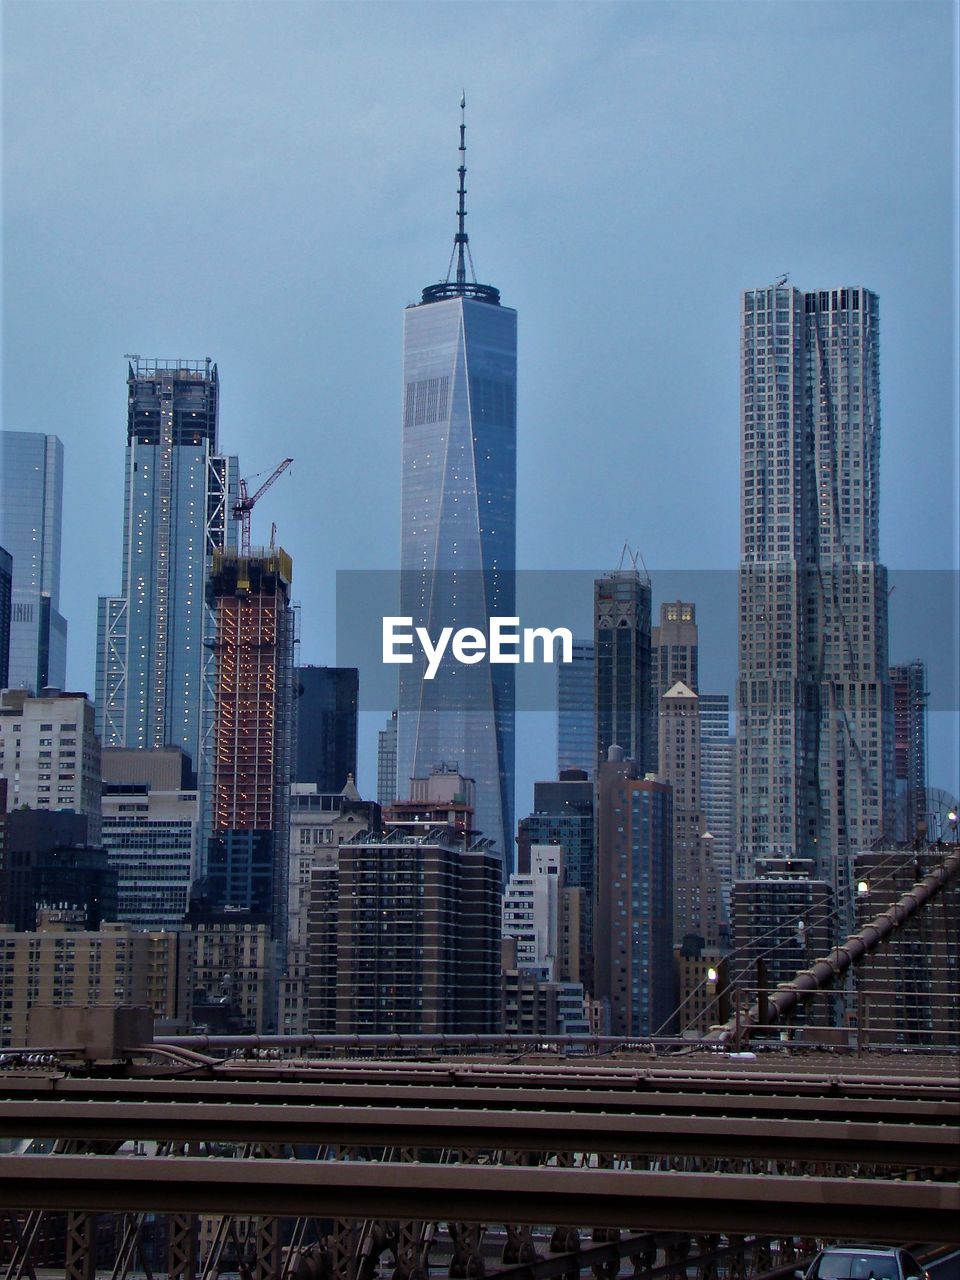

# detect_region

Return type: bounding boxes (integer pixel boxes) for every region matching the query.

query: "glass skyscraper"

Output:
[96,359,238,778]
[737,285,892,914]
[396,105,517,865]
[0,432,66,694]
[557,640,595,779]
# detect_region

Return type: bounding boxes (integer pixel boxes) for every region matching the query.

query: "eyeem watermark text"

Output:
[383,617,573,680]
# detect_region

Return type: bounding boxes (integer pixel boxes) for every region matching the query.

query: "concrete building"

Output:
[101,749,198,932]
[501,843,582,984]
[295,666,358,794]
[188,910,274,1034]
[595,750,673,1036]
[0,688,101,840]
[96,358,238,778]
[737,286,893,920]
[307,780,501,1035]
[852,847,958,1048]
[396,108,517,867]
[595,567,654,778]
[658,682,723,948]
[500,937,589,1037]
[557,640,595,779]
[282,779,380,1034]
[516,770,595,988]
[0,432,66,695]
[0,908,185,1047]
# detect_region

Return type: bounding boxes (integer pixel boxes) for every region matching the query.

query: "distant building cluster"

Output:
[0,120,955,1049]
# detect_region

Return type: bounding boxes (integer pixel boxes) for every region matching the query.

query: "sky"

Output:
[2,0,957,815]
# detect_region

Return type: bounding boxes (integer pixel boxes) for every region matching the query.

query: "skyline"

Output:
[3,0,957,811]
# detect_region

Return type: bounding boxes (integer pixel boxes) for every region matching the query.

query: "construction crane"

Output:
[233,458,293,555]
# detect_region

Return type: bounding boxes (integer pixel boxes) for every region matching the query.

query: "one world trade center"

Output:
[397,99,517,869]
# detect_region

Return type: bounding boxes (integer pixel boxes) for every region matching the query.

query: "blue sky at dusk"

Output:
[3,0,957,811]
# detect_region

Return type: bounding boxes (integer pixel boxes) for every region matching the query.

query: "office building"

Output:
[96,358,239,777]
[0,546,11,690]
[377,709,398,806]
[658,682,722,947]
[0,688,102,839]
[500,937,589,1037]
[101,748,197,931]
[502,841,582,980]
[0,908,186,1048]
[737,285,893,915]
[516,769,595,988]
[853,847,958,1047]
[699,693,736,914]
[595,566,654,777]
[396,104,516,865]
[295,666,358,793]
[595,749,673,1036]
[203,549,296,944]
[307,769,501,1035]
[1,808,116,933]
[729,857,835,1030]
[0,432,66,693]
[652,601,698,698]
[282,778,380,1034]
[557,640,595,779]
[888,661,927,842]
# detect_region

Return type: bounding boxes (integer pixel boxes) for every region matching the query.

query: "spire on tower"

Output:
[420,94,500,307]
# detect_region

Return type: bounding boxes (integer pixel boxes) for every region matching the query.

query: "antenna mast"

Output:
[455,92,468,288]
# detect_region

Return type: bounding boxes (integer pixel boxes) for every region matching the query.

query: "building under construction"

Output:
[200,548,295,949]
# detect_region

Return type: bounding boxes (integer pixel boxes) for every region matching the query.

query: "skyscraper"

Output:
[557,640,595,779]
[594,565,654,776]
[652,601,698,699]
[96,359,239,777]
[0,548,11,690]
[699,692,736,915]
[203,548,296,943]
[594,749,673,1036]
[294,665,358,793]
[516,769,595,987]
[396,101,517,865]
[658,681,722,947]
[737,285,892,911]
[888,660,927,841]
[0,432,66,694]
[377,708,398,806]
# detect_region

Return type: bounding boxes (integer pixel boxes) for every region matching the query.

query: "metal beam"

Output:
[0,1101,956,1168]
[2,1157,958,1241]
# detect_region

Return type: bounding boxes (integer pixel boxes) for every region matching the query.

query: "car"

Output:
[800,1247,930,1280]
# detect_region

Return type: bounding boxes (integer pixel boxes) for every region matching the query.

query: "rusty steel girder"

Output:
[1,1156,958,1243]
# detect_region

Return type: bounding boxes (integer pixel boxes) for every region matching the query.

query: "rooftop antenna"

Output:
[444,92,478,288]
[423,95,500,306]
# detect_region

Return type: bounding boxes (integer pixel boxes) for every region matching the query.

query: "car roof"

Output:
[823,1248,900,1255]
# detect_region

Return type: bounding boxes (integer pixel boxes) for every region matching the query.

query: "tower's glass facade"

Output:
[0,432,66,694]
[96,360,238,777]
[397,294,517,865]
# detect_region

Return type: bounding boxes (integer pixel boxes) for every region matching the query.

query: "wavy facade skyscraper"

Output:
[737,284,893,917]
[396,102,517,866]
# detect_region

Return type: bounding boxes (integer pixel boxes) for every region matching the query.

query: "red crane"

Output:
[233,458,293,555]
